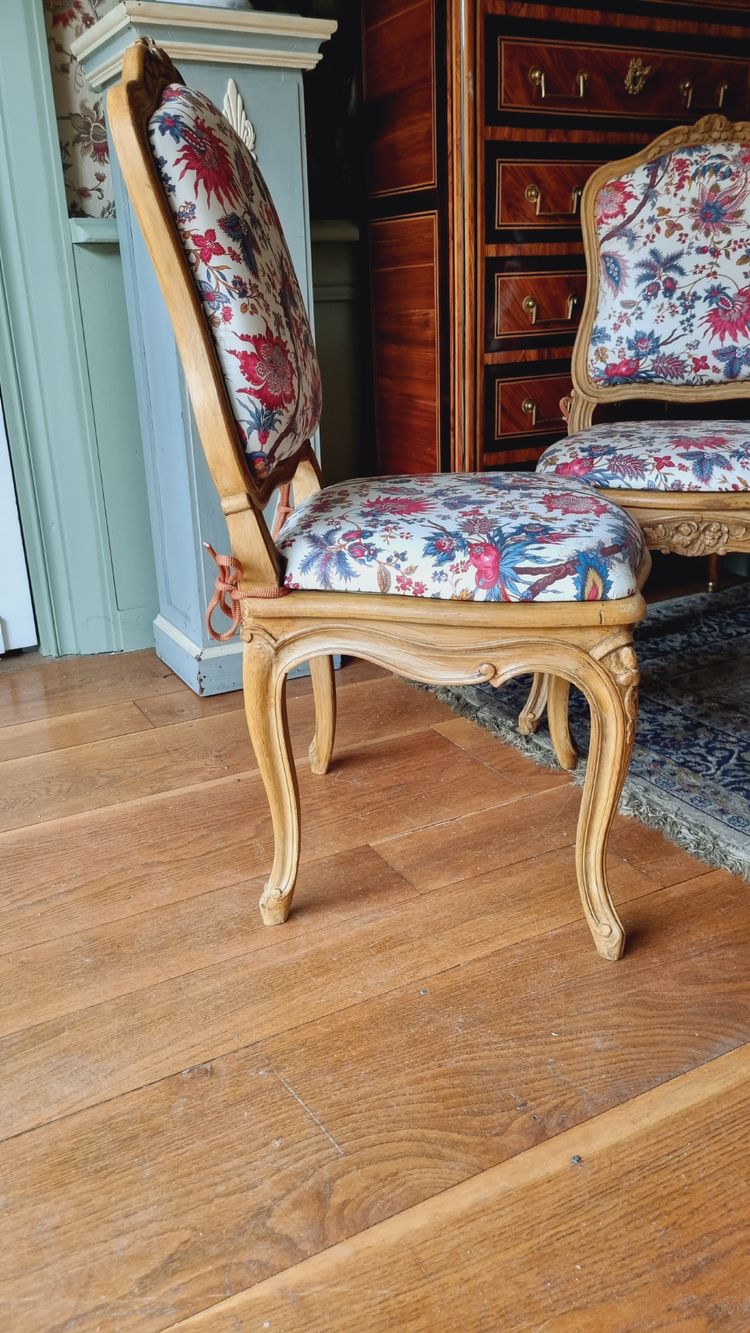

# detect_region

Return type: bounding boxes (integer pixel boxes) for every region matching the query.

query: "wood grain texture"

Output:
[498,38,750,120]
[433,713,572,794]
[362,0,436,196]
[169,1042,750,1331]
[0,675,449,833]
[0,846,414,1040]
[491,269,586,340]
[132,657,383,727]
[368,212,441,474]
[490,156,599,233]
[2,866,741,1330]
[363,1,750,472]
[0,699,153,761]
[0,727,515,954]
[0,647,179,728]
[489,370,571,444]
[0,648,738,1331]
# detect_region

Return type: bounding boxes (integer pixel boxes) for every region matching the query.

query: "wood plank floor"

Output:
[0,648,747,1331]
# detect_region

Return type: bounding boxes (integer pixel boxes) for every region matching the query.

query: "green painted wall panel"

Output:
[0,1,157,656]
[72,240,156,619]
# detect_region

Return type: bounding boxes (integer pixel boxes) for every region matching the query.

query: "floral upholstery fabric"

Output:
[148,84,321,482]
[277,473,644,602]
[537,419,750,491]
[588,142,750,387]
[43,0,117,218]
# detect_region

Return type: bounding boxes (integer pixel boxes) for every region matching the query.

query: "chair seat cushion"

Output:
[537,419,750,491]
[277,473,644,602]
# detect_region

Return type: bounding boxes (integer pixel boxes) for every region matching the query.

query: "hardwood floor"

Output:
[0,649,747,1331]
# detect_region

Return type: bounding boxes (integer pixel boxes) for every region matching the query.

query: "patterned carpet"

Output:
[428,581,750,879]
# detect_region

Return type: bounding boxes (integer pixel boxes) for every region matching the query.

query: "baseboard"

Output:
[152,615,339,695]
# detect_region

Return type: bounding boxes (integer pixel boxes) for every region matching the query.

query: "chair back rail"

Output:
[571,114,750,429]
[107,40,319,590]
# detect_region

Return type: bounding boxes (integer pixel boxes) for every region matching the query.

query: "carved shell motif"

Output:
[222,77,257,159]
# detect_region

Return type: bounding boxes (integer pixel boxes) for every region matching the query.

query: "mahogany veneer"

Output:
[362,0,750,474]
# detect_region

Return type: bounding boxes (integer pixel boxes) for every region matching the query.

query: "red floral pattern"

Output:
[538,419,750,491]
[148,84,321,482]
[277,473,644,602]
[587,141,750,387]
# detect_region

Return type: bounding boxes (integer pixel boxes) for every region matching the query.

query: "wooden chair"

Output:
[108,40,650,961]
[521,114,750,754]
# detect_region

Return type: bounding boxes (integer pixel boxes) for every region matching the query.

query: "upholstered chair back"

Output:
[580,129,750,394]
[147,82,321,485]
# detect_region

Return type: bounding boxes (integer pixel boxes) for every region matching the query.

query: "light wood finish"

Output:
[0,699,152,762]
[547,673,578,771]
[2,650,746,1329]
[308,655,337,775]
[108,40,650,961]
[169,1043,750,1330]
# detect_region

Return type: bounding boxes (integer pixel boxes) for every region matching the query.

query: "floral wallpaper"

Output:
[42,0,117,218]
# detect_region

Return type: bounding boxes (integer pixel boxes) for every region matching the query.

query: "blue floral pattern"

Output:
[147,84,321,482]
[538,419,750,491]
[588,142,750,387]
[277,473,645,602]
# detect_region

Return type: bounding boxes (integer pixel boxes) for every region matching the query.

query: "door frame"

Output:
[0,0,133,656]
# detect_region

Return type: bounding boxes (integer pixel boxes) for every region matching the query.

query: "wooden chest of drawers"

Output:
[362,0,750,474]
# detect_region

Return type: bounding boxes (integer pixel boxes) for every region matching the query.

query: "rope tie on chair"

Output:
[203,542,290,641]
[271,482,294,540]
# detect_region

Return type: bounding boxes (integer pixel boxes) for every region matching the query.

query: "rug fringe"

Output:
[416,681,750,883]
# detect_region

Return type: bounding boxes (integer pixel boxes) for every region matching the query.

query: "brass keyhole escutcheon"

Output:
[624,57,652,97]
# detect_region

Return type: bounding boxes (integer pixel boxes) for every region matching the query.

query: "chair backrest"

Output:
[572,115,750,413]
[107,40,321,585]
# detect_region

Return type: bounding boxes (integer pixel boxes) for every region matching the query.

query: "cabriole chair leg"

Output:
[518,671,549,735]
[243,637,301,926]
[573,644,639,961]
[309,655,337,775]
[548,675,578,771]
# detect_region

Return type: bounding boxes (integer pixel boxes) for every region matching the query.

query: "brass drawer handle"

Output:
[679,77,729,112]
[522,293,579,327]
[524,183,583,217]
[521,396,565,430]
[521,397,538,425]
[528,65,588,101]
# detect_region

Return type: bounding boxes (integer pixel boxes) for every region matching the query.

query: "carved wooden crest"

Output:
[222,77,257,159]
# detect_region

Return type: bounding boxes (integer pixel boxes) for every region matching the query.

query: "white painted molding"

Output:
[82,41,329,90]
[72,3,337,88]
[222,77,256,157]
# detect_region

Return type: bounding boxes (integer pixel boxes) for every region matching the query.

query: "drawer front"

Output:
[493,36,750,121]
[489,373,571,443]
[490,157,604,235]
[491,270,587,343]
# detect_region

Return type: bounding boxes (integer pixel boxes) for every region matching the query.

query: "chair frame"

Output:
[565,112,750,561]
[521,115,750,749]
[109,39,650,961]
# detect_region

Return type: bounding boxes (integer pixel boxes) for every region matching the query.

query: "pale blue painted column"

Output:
[75,4,335,693]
